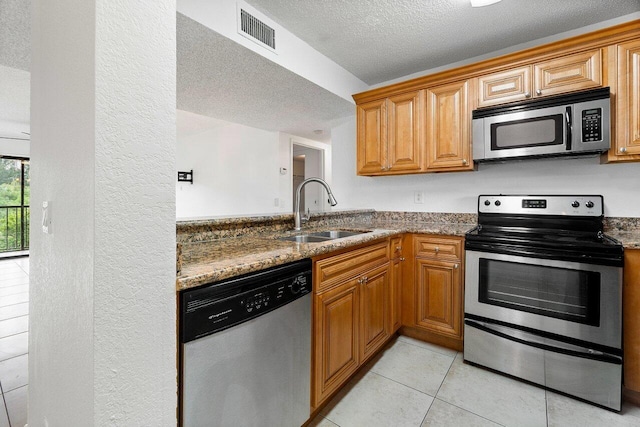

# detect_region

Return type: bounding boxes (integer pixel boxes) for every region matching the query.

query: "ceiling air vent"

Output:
[238,8,276,52]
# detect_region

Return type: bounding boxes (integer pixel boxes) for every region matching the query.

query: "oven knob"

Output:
[484,200,491,206]
[494,200,501,206]
[571,201,580,208]
[585,201,594,208]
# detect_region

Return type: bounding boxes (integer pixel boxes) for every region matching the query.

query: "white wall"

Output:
[176,117,287,218]
[176,114,335,219]
[331,119,640,217]
[30,1,176,425]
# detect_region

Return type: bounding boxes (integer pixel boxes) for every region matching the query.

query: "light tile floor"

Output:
[309,335,640,427]
[0,257,28,427]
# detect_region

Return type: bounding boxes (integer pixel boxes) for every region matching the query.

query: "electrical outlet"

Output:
[414,191,424,204]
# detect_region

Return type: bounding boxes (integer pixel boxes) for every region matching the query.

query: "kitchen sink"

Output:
[308,230,368,239]
[279,235,333,243]
[278,229,371,243]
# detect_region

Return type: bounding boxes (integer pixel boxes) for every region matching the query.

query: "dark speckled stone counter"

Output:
[176,211,640,291]
[177,216,474,291]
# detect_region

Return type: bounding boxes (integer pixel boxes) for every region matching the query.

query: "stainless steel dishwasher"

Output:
[179,259,312,427]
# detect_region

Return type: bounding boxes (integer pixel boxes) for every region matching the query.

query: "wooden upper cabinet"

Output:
[357,99,387,175]
[613,40,640,158]
[425,80,472,171]
[357,91,423,175]
[477,66,532,107]
[534,49,603,97]
[387,91,423,172]
[477,49,604,108]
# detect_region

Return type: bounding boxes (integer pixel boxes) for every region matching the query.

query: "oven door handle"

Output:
[464,319,621,364]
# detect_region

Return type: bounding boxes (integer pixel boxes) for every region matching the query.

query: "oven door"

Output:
[465,250,622,350]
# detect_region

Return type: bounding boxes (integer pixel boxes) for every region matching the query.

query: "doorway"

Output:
[292,143,326,215]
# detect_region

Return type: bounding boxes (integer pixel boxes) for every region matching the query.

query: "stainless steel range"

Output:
[463,195,624,411]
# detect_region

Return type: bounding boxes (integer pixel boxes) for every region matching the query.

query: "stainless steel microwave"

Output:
[472,87,610,162]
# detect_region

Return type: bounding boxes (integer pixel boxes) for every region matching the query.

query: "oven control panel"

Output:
[478,195,603,216]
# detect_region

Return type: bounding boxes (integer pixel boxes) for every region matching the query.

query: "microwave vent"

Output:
[238,8,276,51]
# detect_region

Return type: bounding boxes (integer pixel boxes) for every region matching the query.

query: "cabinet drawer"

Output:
[315,242,389,292]
[414,236,462,260]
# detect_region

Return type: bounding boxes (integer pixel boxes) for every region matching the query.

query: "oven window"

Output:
[478,259,600,326]
[491,115,564,149]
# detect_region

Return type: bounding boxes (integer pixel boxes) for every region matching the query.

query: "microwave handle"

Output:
[565,106,572,150]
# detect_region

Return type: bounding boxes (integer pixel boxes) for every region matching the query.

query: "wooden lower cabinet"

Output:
[312,240,391,409]
[402,235,464,351]
[313,278,360,407]
[359,264,390,362]
[624,249,640,405]
[414,258,462,338]
[389,236,404,333]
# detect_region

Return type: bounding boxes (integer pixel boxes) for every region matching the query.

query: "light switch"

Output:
[42,201,52,234]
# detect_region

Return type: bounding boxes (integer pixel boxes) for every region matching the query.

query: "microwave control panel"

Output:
[581,108,602,142]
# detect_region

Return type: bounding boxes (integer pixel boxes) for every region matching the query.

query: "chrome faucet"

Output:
[294,177,338,231]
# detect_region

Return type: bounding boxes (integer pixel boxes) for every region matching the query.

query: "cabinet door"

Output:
[624,250,640,394]
[477,66,532,107]
[387,91,423,172]
[357,99,387,175]
[313,280,359,406]
[425,81,472,171]
[360,264,390,362]
[534,49,603,98]
[614,40,640,157]
[414,258,462,338]
[389,237,403,333]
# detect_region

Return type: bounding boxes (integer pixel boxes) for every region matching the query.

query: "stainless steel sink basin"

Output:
[278,229,370,243]
[279,235,332,243]
[308,230,368,239]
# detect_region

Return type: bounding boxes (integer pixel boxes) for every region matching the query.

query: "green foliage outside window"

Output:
[0,159,30,252]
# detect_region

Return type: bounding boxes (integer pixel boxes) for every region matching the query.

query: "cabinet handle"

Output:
[524,92,531,98]
[536,89,542,96]
[395,246,402,251]
[381,166,387,171]
[434,247,440,253]
[454,264,459,269]
[620,147,627,154]
[400,257,406,261]
[462,159,468,165]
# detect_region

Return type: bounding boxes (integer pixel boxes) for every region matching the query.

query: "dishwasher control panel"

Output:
[180,259,312,343]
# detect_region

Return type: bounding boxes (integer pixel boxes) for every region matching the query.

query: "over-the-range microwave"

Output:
[472,87,611,162]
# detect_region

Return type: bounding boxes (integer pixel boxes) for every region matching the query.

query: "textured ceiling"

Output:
[2,0,639,142]
[0,0,30,71]
[245,0,640,84]
[176,14,354,142]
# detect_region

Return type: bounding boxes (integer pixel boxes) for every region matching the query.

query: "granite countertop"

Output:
[177,220,474,291]
[176,216,640,292]
[608,231,640,250]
